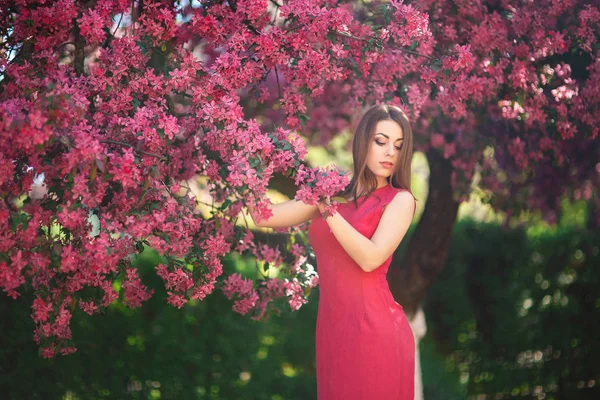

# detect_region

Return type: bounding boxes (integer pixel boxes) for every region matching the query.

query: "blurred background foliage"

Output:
[1,160,598,399]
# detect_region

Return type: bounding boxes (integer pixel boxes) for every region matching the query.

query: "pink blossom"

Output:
[222,273,254,300]
[122,268,154,308]
[232,291,260,315]
[166,292,188,309]
[79,300,99,315]
[31,297,53,323]
[78,9,108,44]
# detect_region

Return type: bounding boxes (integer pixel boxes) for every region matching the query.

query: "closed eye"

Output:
[375,140,402,151]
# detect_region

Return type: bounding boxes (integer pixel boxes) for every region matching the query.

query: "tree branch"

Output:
[73,18,86,75]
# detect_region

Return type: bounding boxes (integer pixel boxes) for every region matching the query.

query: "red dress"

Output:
[307,184,416,400]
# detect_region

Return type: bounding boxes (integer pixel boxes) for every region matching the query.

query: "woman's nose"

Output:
[386,145,395,157]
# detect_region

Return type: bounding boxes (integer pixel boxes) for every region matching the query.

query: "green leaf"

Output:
[10,212,30,232]
[298,114,310,128]
[131,97,141,109]
[249,157,261,168]
[220,199,232,210]
[383,4,391,25]
[135,241,145,254]
[326,31,337,43]
[299,85,312,94]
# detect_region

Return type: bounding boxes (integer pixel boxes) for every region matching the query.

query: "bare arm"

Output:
[248,198,320,229]
[319,191,415,272]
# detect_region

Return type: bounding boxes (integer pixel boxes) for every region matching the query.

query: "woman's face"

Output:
[365,119,404,185]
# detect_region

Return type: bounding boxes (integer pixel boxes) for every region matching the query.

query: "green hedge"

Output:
[1,220,598,399]
[423,220,600,400]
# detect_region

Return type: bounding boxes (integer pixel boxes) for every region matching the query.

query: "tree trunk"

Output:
[388,148,460,317]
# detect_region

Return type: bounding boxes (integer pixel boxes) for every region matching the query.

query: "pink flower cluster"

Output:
[294,164,351,217]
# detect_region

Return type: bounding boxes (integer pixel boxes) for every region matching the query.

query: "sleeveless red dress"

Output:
[307,184,416,400]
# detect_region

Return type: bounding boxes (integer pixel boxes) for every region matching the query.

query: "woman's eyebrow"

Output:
[376,133,404,141]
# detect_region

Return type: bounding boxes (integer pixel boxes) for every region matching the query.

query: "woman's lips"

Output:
[380,162,393,169]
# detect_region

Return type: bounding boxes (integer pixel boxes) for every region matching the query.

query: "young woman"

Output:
[250,104,417,400]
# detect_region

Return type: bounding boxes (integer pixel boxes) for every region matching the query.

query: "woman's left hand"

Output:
[317,198,330,216]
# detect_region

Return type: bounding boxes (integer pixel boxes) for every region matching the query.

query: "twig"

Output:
[269,0,281,25]
[160,179,197,214]
[392,47,434,59]
[100,139,168,161]
[112,12,124,38]
[248,68,271,95]
[137,187,159,207]
[56,42,76,51]
[285,23,303,32]
[333,30,435,61]
[274,65,282,99]
[239,198,269,279]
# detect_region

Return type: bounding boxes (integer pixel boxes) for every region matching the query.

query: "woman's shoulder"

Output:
[384,187,417,215]
[389,186,416,203]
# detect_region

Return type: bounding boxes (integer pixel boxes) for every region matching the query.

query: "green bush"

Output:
[423,220,600,400]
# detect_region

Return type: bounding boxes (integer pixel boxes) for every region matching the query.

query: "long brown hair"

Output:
[336,104,415,207]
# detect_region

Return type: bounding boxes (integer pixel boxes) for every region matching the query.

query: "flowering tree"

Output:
[0,0,476,358]
[250,0,600,314]
[3,0,597,360]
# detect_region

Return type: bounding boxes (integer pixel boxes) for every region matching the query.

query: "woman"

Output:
[251,104,417,399]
